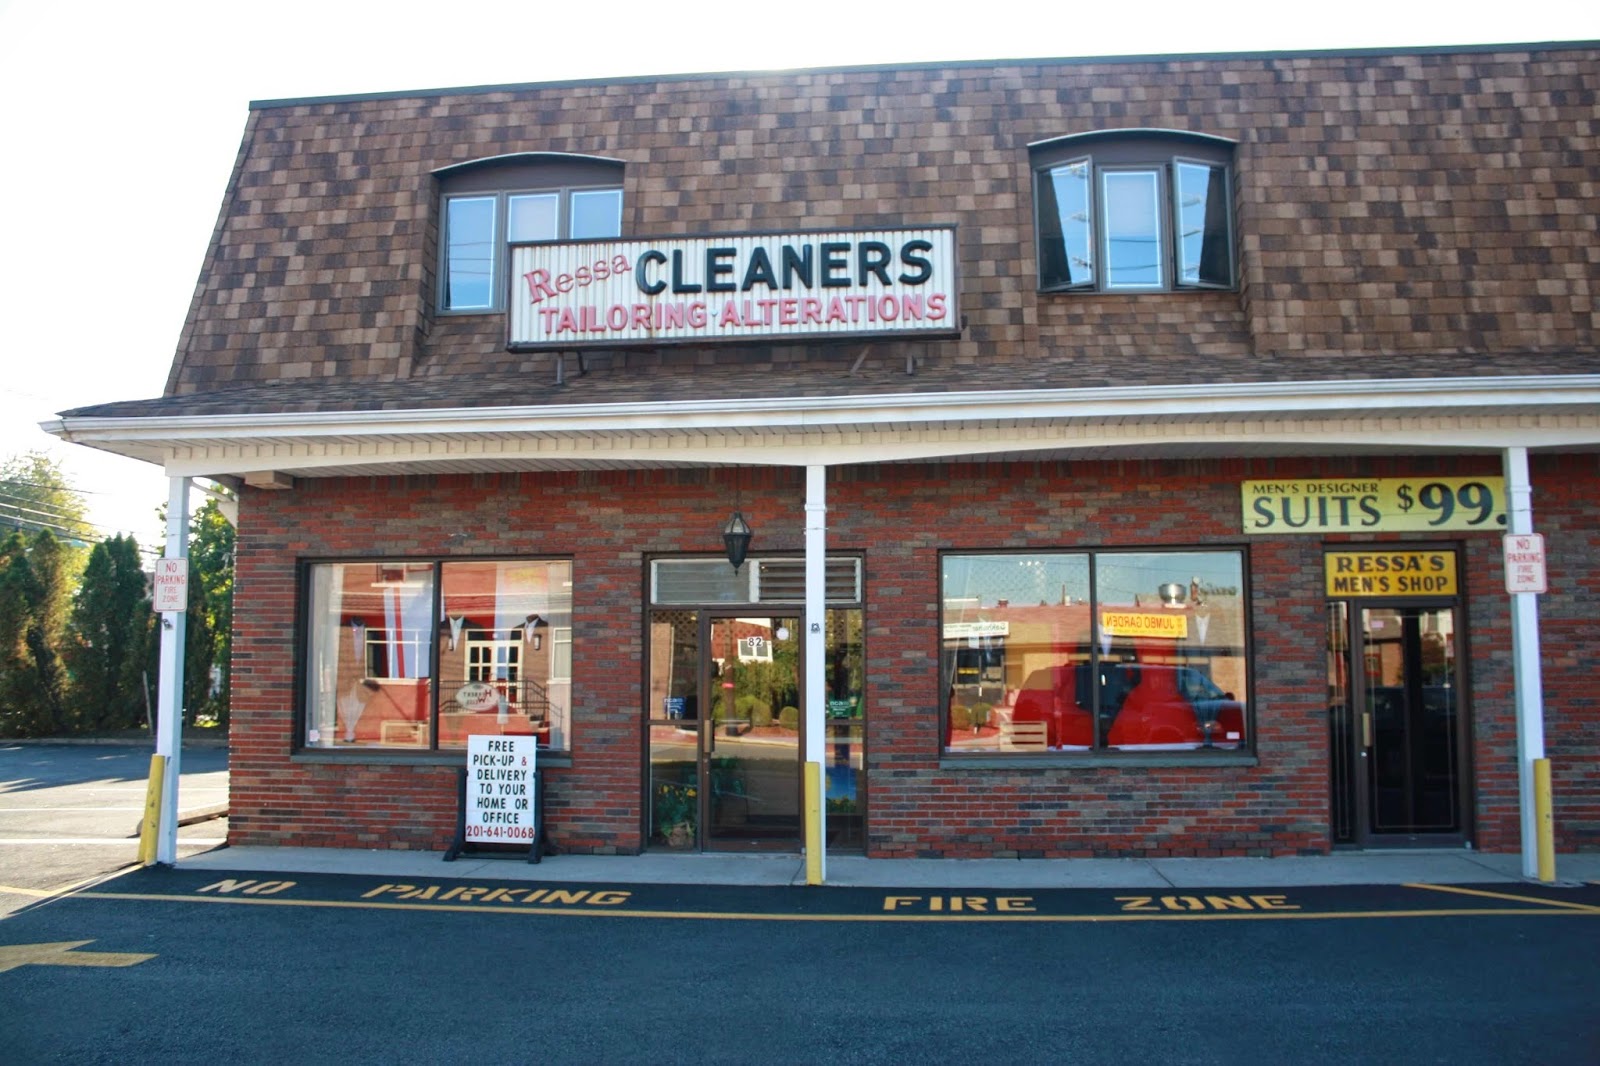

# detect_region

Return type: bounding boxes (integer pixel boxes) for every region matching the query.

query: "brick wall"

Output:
[226,454,1599,856]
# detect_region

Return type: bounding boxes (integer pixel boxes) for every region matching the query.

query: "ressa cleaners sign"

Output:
[508,227,959,348]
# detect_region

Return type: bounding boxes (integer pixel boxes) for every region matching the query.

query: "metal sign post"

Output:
[1503,447,1553,882]
[154,477,190,865]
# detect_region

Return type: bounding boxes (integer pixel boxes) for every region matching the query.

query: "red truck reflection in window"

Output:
[1009,663,1245,750]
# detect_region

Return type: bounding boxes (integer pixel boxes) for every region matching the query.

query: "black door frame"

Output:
[1329,596,1473,849]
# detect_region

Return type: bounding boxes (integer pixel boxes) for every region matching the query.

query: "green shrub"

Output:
[778,706,799,730]
[970,702,992,729]
[734,694,771,724]
[950,704,972,731]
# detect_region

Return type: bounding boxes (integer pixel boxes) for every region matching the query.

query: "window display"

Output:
[941,550,1248,754]
[304,559,573,751]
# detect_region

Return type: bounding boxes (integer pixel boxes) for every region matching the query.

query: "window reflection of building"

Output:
[465,632,522,707]
[303,557,573,751]
[940,549,1249,754]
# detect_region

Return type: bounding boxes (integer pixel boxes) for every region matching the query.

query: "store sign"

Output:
[1324,550,1458,597]
[455,682,500,712]
[1100,611,1188,640]
[943,621,1010,640]
[1242,478,1506,534]
[465,735,537,844]
[508,227,959,348]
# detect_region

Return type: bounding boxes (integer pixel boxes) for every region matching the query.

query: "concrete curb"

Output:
[129,804,229,839]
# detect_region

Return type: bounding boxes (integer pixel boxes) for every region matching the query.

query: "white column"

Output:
[804,464,827,882]
[155,476,191,865]
[1503,447,1546,879]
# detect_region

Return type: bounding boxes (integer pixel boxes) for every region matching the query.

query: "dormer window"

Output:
[437,154,624,313]
[1032,130,1235,293]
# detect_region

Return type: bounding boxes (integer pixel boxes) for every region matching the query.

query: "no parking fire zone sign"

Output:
[153,558,188,612]
[1503,534,1548,595]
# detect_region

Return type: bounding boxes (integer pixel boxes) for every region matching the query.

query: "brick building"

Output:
[49,42,1600,870]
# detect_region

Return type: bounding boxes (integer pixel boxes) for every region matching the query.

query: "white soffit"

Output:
[43,375,1600,479]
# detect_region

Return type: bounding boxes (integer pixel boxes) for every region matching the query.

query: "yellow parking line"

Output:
[1404,882,1600,912]
[0,866,142,903]
[0,883,60,900]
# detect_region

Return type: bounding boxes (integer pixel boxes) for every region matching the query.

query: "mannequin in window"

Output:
[339,678,380,742]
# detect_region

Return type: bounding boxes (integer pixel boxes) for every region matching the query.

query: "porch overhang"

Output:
[44,374,1600,484]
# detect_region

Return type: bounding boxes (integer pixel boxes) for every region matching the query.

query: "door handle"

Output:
[1361,711,1373,749]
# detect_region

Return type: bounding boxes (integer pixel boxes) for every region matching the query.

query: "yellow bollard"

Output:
[804,760,824,886]
[1533,757,1555,883]
[137,755,166,866]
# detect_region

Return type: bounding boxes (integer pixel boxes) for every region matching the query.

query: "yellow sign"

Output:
[1100,611,1189,640]
[1243,477,1506,534]
[1325,550,1458,597]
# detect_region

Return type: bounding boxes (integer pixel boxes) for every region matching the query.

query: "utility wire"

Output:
[0,498,98,534]
[0,504,161,554]
[0,492,100,532]
[0,478,114,496]
[0,516,163,556]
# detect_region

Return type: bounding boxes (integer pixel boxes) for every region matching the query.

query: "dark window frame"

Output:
[939,545,1254,762]
[295,554,575,757]
[436,153,625,314]
[1032,130,1236,294]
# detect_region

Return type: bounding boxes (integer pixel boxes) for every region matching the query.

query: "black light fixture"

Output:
[722,511,753,571]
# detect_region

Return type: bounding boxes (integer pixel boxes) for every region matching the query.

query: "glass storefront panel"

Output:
[649,722,700,848]
[303,558,571,751]
[825,608,865,850]
[306,562,435,749]
[647,610,700,847]
[941,550,1248,754]
[1364,606,1461,834]
[706,616,802,848]
[645,588,865,852]
[437,560,572,750]
[1097,551,1248,751]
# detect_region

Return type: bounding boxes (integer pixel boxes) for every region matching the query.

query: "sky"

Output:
[0,0,1594,553]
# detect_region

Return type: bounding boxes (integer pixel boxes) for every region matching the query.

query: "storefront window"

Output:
[941,550,1248,755]
[304,559,573,752]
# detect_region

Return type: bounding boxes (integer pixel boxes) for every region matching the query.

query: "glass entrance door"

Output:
[646,611,802,852]
[1329,602,1467,845]
[704,614,802,849]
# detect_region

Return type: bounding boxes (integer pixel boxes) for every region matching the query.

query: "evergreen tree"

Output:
[0,530,72,736]
[0,532,39,735]
[184,499,234,724]
[66,535,153,732]
[23,530,71,729]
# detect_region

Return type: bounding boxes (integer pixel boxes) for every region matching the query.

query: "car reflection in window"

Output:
[1009,663,1244,751]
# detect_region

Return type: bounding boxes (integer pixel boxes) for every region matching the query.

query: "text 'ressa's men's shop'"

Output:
[46,42,1600,877]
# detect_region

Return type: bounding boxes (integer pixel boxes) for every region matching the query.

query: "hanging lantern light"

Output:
[722,511,753,571]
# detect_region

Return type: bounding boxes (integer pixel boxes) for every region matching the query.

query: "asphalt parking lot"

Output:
[0,742,228,918]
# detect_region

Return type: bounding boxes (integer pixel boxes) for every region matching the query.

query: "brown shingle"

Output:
[160,44,1600,404]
